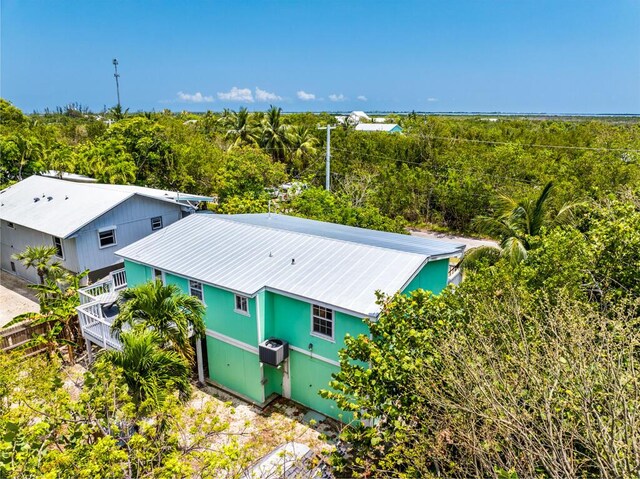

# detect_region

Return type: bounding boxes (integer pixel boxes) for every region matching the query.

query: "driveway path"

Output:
[0,271,39,327]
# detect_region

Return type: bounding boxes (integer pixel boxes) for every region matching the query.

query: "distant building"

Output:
[355,123,403,133]
[0,175,213,283]
[335,110,373,125]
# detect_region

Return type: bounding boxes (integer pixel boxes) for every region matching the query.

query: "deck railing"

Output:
[77,269,127,351]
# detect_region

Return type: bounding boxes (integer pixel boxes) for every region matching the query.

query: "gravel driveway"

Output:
[0,271,39,327]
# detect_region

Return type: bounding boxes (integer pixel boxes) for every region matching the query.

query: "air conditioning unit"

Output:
[259,338,289,366]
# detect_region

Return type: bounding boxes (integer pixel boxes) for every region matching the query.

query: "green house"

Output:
[105,214,463,420]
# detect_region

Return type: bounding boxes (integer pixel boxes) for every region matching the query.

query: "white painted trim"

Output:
[289,345,340,367]
[256,293,265,403]
[205,329,258,355]
[98,228,117,249]
[264,286,376,320]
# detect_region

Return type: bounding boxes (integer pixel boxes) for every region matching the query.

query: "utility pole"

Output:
[318,125,336,191]
[112,58,121,108]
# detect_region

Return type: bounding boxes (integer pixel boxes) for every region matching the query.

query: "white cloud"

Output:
[177,91,214,103]
[427,97,438,102]
[297,90,316,101]
[217,87,254,102]
[328,93,346,102]
[255,87,281,102]
[357,95,367,101]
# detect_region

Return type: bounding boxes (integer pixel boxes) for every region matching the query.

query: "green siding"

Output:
[289,351,345,420]
[164,272,188,291]
[206,336,263,403]
[124,260,152,285]
[402,258,450,294]
[263,364,283,398]
[265,292,369,362]
[202,285,258,345]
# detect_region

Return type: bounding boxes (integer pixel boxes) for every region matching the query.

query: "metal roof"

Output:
[0,176,212,238]
[116,214,464,317]
[227,214,465,259]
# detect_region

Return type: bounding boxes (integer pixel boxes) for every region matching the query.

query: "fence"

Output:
[0,320,51,356]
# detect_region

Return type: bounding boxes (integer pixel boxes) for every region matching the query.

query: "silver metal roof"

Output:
[116,214,463,317]
[0,176,213,238]
[227,214,465,259]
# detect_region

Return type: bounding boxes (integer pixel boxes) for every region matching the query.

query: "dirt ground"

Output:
[62,362,339,464]
[0,270,39,327]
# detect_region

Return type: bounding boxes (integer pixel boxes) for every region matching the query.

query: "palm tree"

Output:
[460,182,580,270]
[99,329,191,411]
[112,280,205,363]
[8,134,44,180]
[286,125,319,171]
[260,105,289,161]
[221,107,259,149]
[12,245,63,284]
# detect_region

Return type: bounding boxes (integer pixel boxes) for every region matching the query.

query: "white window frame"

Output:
[311,304,335,342]
[189,280,204,303]
[7,222,15,229]
[98,227,117,249]
[52,236,64,259]
[150,216,163,231]
[234,294,249,316]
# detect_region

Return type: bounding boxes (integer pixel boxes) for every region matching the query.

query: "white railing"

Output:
[77,268,127,351]
[111,269,127,289]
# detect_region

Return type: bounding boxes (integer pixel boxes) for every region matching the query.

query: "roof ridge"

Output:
[197,214,429,258]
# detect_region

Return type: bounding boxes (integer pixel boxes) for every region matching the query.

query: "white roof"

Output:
[116,214,463,317]
[0,176,212,239]
[350,111,371,120]
[355,123,400,132]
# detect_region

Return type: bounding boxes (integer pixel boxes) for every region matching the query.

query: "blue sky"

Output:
[2,1,639,113]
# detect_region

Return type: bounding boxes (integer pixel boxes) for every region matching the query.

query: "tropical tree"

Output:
[112,280,205,363]
[98,329,191,411]
[12,245,63,284]
[260,105,289,161]
[221,107,259,149]
[286,125,319,171]
[460,182,580,269]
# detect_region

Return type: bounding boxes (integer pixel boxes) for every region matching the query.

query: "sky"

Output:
[1,0,639,114]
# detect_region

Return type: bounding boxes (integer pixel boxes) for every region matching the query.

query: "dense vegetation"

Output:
[1,99,638,234]
[325,192,640,478]
[1,99,639,477]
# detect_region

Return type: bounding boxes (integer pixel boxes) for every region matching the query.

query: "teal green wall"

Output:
[263,364,283,398]
[402,259,449,294]
[289,351,346,420]
[265,292,368,362]
[206,336,263,403]
[124,260,152,285]
[202,285,257,345]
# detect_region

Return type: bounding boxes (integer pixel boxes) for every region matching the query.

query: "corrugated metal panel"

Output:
[0,176,209,239]
[228,214,465,258]
[116,215,454,317]
[354,123,400,131]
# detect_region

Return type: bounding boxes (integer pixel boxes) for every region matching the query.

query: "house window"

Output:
[153,269,164,284]
[52,236,64,259]
[189,280,203,302]
[151,216,163,231]
[98,228,117,248]
[235,294,249,315]
[10,261,16,272]
[7,222,15,229]
[312,305,334,340]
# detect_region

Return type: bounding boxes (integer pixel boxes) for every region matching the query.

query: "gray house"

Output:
[0,175,212,283]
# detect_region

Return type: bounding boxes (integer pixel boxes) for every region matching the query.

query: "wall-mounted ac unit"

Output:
[259,338,289,366]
